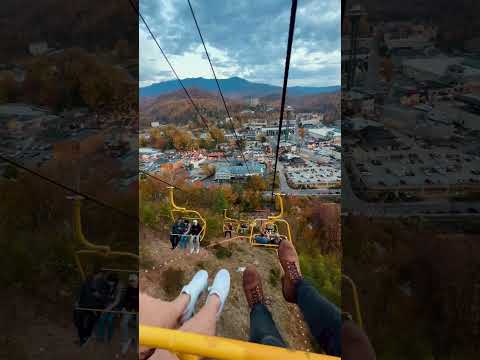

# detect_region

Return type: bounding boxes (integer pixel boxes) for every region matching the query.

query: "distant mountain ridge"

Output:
[140,76,340,98]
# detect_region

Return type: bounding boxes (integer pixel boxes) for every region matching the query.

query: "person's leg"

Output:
[278,240,341,356]
[140,292,189,329]
[81,311,99,344]
[242,266,287,348]
[255,236,269,245]
[179,294,220,335]
[77,311,90,342]
[106,313,115,342]
[188,235,194,254]
[95,312,106,341]
[138,295,189,360]
[120,313,132,344]
[296,280,341,356]
[169,234,175,249]
[249,303,287,347]
[179,269,230,335]
[73,309,84,341]
[140,270,223,360]
[195,235,200,253]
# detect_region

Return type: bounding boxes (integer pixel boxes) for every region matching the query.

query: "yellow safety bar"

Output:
[342,274,363,328]
[269,192,286,220]
[249,193,292,248]
[69,196,139,281]
[223,208,237,223]
[168,187,206,242]
[140,326,339,360]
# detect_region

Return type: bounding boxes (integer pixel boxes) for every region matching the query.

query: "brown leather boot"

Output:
[278,240,303,303]
[243,265,265,308]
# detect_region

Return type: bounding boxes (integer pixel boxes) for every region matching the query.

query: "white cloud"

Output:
[139,0,340,88]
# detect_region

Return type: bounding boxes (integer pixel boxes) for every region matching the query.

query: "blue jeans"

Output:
[255,236,270,244]
[121,313,138,343]
[249,279,341,356]
[95,312,116,342]
[179,235,190,249]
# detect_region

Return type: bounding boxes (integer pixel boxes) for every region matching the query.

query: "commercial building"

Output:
[215,161,266,182]
[403,57,480,83]
[260,127,295,137]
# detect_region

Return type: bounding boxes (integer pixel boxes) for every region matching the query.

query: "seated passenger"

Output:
[179,220,191,253]
[170,219,184,250]
[265,224,274,236]
[267,233,282,245]
[254,232,271,245]
[239,223,249,235]
[73,268,109,347]
[95,273,126,343]
[224,223,233,238]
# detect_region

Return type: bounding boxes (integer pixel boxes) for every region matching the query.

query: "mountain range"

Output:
[139,76,340,98]
[140,87,340,128]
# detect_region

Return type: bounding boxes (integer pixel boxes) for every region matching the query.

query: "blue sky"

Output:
[139,0,340,88]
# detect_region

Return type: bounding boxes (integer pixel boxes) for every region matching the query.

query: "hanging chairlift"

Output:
[69,195,139,316]
[167,186,206,242]
[249,193,293,249]
[223,208,251,236]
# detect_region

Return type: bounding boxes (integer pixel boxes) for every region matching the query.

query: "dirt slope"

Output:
[139,228,313,353]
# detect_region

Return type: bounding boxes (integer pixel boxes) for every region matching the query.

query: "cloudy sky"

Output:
[139,0,340,88]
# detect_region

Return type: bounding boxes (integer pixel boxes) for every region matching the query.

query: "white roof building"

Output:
[403,57,480,83]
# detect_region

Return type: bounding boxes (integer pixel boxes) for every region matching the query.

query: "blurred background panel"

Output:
[0,1,139,358]
[342,0,480,358]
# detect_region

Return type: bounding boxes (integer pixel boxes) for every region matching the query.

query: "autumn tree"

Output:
[212,190,229,214]
[298,127,306,144]
[140,136,149,147]
[200,164,216,178]
[172,129,193,151]
[209,127,225,144]
[245,175,267,192]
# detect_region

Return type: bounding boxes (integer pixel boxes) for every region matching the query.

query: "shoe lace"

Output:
[286,261,301,281]
[250,285,263,305]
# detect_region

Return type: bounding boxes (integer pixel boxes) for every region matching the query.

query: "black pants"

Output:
[74,309,99,343]
[224,230,232,238]
[249,280,341,356]
[170,234,179,249]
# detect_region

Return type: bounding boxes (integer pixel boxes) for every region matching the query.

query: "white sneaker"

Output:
[195,247,200,254]
[207,269,230,318]
[180,270,208,323]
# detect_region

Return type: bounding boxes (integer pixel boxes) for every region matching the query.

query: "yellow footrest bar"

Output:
[140,326,340,360]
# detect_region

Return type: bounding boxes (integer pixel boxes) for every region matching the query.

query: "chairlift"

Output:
[223,209,252,236]
[167,187,206,242]
[68,196,139,316]
[249,193,293,249]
